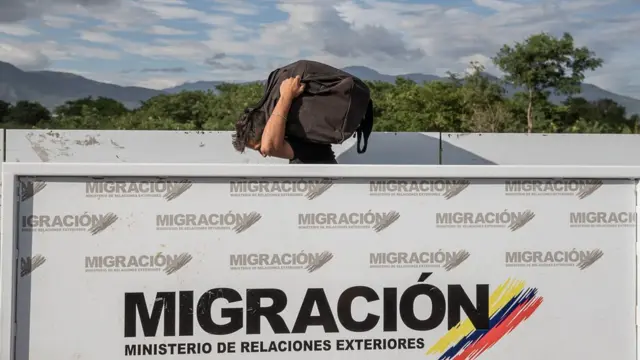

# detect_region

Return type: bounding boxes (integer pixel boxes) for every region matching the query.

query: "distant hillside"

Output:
[341,66,442,84]
[0,61,163,109]
[1,61,638,115]
[163,80,225,94]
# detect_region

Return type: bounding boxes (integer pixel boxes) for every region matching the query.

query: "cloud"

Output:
[41,14,79,28]
[145,25,195,35]
[204,53,255,71]
[78,30,120,44]
[47,43,121,60]
[128,39,213,60]
[208,53,225,60]
[65,0,160,30]
[141,0,188,4]
[140,67,187,73]
[126,0,241,25]
[0,23,38,36]
[205,59,255,71]
[0,37,121,66]
[316,0,639,97]
[134,77,187,89]
[136,2,209,21]
[76,28,212,62]
[1,0,639,98]
[299,4,424,61]
[211,0,262,15]
[0,42,50,70]
[472,0,523,12]
[200,1,425,72]
[48,67,195,90]
[0,0,119,23]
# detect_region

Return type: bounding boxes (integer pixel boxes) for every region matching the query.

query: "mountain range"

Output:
[1,61,638,115]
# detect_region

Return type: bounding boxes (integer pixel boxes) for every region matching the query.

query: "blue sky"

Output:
[0,0,638,98]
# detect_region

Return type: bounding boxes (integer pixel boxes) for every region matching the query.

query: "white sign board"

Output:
[1,163,638,360]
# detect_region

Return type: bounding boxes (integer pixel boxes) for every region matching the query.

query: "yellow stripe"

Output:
[425,278,526,355]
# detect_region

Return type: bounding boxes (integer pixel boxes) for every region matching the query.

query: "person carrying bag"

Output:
[232,60,374,164]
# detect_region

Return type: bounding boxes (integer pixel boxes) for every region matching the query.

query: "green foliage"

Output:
[493,32,604,133]
[0,32,636,135]
[54,96,129,119]
[0,100,10,122]
[4,101,51,127]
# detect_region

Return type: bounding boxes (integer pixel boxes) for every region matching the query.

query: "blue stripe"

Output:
[437,288,539,360]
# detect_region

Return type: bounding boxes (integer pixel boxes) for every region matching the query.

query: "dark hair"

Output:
[232,109,266,153]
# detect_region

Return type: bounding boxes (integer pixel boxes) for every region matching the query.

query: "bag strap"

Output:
[356,99,374,154]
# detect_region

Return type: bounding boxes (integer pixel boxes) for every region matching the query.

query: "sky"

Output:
[0,0,638,97]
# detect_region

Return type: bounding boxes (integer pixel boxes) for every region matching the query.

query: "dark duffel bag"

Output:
[241,59,374,153]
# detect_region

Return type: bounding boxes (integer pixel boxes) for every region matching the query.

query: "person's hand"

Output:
[279,75,305,101]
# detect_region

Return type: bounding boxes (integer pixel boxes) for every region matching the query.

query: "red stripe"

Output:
[452,297,544,360]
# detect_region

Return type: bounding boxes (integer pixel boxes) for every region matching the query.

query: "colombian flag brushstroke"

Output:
[426,278,543,360]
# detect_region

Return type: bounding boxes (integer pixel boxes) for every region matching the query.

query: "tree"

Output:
[0,100,10,122]
[54,96,129,118]
[454,62,514,132]
[631,114,640,134]
[560,97,635,133]
[0,31,637,135]
[135,91,219,129]
[4,101,51,127]
[492,32,604,133]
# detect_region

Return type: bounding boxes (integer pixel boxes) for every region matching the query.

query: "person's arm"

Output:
[259,76,304,159]
[259,95,295,159]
